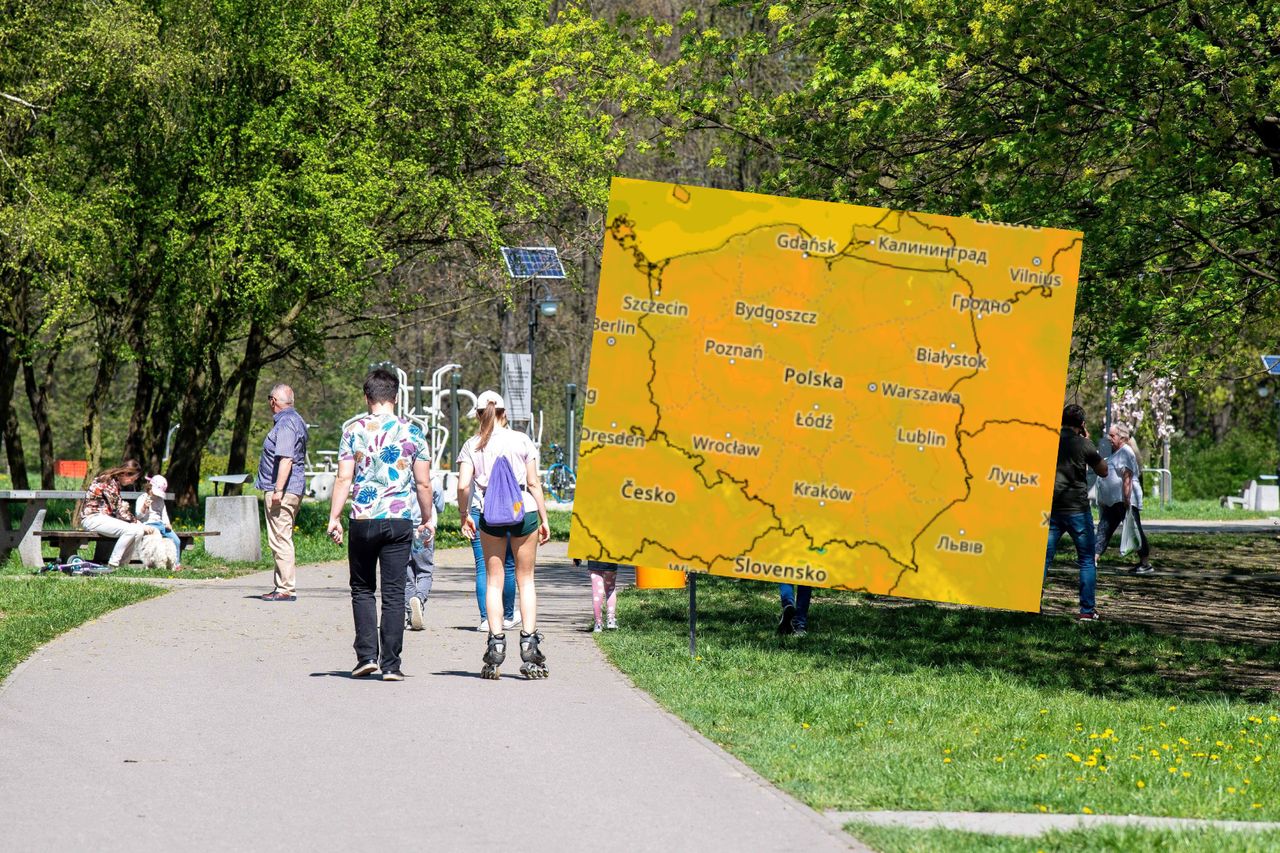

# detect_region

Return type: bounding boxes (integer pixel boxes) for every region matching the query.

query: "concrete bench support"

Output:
[204,496,262,562]
[18,509,47,568]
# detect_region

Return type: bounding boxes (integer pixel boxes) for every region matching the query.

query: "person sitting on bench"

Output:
[80,459,156,568]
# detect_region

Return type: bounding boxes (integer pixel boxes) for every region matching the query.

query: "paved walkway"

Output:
[1144,517,1280,533]
[829,810,1280,837]
[0,543,858,852]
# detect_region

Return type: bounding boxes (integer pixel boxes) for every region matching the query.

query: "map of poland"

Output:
[568,179,1083,612]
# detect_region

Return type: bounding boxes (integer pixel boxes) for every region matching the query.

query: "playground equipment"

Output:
[304,361,572,507]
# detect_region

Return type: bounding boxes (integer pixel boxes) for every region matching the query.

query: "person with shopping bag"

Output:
[1095,421,1154,574]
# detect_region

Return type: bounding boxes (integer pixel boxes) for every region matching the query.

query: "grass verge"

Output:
[0,576,166,682]
[1140,499,1277,521]
[846,822,1280,852]
[597,575,1279,822]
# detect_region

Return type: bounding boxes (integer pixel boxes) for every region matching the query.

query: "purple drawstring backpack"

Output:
[483,455,526,526]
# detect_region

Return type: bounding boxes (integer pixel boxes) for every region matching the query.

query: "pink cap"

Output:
[147,475,168,497]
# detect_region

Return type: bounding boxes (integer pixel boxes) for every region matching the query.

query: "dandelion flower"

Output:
[1082,806,1093,814]
[1136,780,1145,789]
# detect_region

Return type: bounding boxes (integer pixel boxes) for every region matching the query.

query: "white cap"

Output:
[472,390,505,417]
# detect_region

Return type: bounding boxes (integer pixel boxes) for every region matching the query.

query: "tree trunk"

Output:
[224,321,266,496]
[123,360,157,466]
[82,332,119,480]
[22,353,57,488]
[0,340,28,489]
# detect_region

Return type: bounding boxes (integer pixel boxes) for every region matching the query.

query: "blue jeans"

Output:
[1044,511,1097,614]
[470,506,515,621]
[405,532,434,614]
[779,584,812,629]
[145,523,183,562]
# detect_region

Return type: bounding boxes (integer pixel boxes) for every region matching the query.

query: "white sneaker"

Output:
[606,616,618,630]
[503,613,522,630]
[592,621,603,633]
[478,619,489,633]
[409,596,424,631]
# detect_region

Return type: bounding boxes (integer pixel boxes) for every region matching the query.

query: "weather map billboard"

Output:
[568,179,1083,611]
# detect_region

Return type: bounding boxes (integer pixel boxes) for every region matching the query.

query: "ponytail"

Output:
[477,402,498,451]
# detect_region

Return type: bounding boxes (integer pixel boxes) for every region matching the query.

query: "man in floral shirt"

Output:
[327,369,433,681]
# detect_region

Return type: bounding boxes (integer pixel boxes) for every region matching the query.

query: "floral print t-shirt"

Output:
[81,477,136,522]
[338,414,431,520]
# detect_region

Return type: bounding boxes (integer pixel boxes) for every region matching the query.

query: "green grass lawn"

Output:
[846,823,1280,852]
[3,501,573,579]
[0,576,166,682]
[1141,499,1277,521]
[597,575,1280,823]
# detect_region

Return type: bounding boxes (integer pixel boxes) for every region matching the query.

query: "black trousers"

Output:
[1096,503,1150,564]
[349,518,413,672]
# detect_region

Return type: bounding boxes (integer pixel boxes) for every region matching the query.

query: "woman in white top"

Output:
[456,391,551,678]
[1095,421,1153,573]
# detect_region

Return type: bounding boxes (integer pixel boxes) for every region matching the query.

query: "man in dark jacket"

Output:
[1044,404,1109,620]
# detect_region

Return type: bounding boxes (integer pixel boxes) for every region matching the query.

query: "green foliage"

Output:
[2,0,667,492]
[663,1,1280,376]
[1171,429,1279,501]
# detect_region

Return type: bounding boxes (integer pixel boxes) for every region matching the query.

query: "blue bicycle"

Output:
[542,442,576,504]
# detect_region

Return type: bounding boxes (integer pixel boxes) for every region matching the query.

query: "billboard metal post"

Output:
[566,383,577,466]
[688,571,697,658]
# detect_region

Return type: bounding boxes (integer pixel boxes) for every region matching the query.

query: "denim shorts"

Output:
[479,512,540,538]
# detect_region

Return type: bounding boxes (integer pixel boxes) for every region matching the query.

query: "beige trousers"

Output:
[264,492,302,594]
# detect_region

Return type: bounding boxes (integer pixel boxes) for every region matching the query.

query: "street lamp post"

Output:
[526,280,561,437]
[499,246,566,438]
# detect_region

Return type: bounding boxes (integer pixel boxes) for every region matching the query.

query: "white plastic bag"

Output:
[1119,509,1138,557]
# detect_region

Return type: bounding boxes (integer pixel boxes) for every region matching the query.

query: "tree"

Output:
[3,0,668,502]
[666,0,1280,377]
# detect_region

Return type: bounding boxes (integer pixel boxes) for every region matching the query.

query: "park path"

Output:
[0,543,859,852]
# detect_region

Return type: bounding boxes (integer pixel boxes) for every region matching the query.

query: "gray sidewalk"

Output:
[0,543,858,852]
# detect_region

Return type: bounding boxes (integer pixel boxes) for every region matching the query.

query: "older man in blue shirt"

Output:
[256,383,309,601]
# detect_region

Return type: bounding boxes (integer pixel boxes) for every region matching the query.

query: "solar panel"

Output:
[500,246,566,279]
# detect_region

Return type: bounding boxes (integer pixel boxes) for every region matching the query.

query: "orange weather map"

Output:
[568,178,1083,611]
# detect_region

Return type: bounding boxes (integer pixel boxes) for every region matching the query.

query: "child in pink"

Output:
[587,560,619,632]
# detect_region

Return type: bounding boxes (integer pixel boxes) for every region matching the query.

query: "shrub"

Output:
[1170,428,1279,500]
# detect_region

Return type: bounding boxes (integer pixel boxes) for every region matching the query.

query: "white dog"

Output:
[136,529,179,570]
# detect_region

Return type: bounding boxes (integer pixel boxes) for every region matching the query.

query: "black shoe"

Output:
[778,604,796,635]
[1134,564,1155,575]
[792,625,808,637]
[382,671,404,682]
[352,660,379,677]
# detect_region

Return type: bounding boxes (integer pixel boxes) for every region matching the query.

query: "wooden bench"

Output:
[37,530,220,564]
